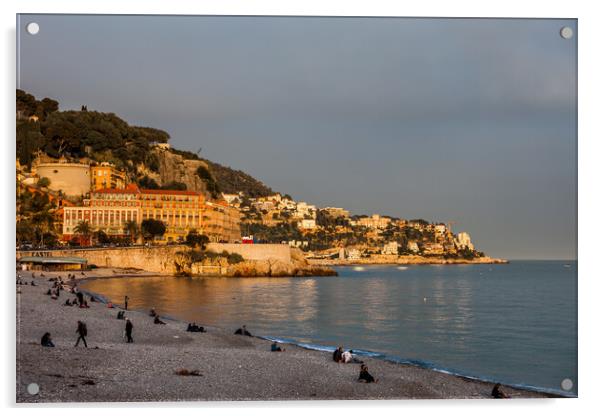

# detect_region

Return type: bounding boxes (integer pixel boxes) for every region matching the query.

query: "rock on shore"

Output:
[16,273,555,402]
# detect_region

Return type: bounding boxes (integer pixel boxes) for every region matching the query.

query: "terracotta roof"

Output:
[140,189,201,196]
[94,184,140,194]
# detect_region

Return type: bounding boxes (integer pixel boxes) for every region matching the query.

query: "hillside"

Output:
[16,89,274,199]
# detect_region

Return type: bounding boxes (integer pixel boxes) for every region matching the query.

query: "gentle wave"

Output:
[259,335,575,398]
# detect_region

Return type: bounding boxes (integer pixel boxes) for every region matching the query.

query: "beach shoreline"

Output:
[16,271,563,403]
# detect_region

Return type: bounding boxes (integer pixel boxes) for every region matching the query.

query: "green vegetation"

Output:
[185,230,209,249]
[141,219,166,241]
[37,177,51,188]
[200,158,273,197]
[17,89,169,170]
[16,187,57,246]
[181,249,244,265]
[73,221,92,246]
[124,220,139,243]
[195,165,220,198]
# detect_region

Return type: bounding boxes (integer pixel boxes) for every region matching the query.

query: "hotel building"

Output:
[62,184,241,243]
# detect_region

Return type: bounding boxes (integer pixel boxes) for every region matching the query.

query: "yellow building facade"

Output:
[62,184,241,243]
[90,163,127,191]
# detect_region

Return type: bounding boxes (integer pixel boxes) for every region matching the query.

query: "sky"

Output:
[17,15,577,260]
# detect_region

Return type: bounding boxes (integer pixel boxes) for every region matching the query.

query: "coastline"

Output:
[16,271,562,402]
[308,255,508,266]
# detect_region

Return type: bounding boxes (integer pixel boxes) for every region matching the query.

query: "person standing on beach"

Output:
[75,320,88,348]
[124,295,129,310]
[125,318,134,343]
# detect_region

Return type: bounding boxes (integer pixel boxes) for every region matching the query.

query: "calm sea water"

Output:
[82,260,577,395]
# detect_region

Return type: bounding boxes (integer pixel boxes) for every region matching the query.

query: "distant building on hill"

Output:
[323,207,350,218]
[355,214,391,230]
[298,219,317,230]
[34,161,91,197]
[91,162,127,191]
[382,241,399,255]
[455,232,474,251]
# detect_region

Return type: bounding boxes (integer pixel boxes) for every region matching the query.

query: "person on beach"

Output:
[125,318,134,343]
[333,346,344,363]
[75,320,88,348]
[41,332,55,347]
[76,291,84,305]
[149,308,157,317]
[80,299,90,308]
[64,299,72,306]
[154,315,166,325]
[342,349,363,364]
[271,342,285,352]
[358,364,377,383]
[117,310,125,320]
[186,323,206,332]
[491,383,510,399]
[234,325,252,336]
[124,295,129,310]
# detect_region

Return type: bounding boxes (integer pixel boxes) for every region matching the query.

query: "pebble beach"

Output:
[16,271,557,403]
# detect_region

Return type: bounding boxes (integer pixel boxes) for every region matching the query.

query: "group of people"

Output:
[61,289,91,308]
[149,308,167,325]
[186,323,206,332]
[234,325,252,337]
[333,346,376,383]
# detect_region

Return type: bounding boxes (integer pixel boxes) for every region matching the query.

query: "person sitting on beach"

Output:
[46,289,52,296]
[30,280,36,286]
[358,364,377,383]
[271,342,285,352]
[89,296,96,302]
[186,323,205,332]
[72,297,78,306]
[491,383,510,399]
[41,332,55,348]
[234,325,252,336]
[342,349,363,364]
[333,346,344,363]
[64,299,72,306]
[117,310,125,320]
[154,315,166,325]
[149,308,157,317]
[76,291,84,305]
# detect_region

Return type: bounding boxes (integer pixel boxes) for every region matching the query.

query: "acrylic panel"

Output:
[15,14,577,403]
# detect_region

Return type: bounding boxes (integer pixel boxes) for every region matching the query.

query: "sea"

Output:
[82,260,577,396]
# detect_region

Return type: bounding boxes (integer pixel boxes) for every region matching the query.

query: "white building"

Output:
[407,241,420,253]
[347,249,361,261]
[382,241,399,255]
[298,219,317,230]
[456,232,474,251]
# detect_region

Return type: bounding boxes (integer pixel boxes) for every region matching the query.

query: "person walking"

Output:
[124,295,129,310]
[125,318,134,343]
[75,320,88,348]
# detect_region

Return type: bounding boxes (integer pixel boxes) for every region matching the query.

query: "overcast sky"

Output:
[17,15,577,259]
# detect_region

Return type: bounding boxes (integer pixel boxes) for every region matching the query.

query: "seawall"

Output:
[16,243,293,275]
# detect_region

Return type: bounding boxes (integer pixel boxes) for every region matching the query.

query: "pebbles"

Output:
[16,272,556,402]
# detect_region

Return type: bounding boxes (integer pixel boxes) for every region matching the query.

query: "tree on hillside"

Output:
[37,177,51,188]
[196,165,221,198]
[141,219,166,242]
[185,229,209,249]
[74,221,92,246]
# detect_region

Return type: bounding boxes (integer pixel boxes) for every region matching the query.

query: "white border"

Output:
[2,1,600,415]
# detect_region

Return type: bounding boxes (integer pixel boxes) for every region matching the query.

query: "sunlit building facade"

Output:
[62,184,241,243]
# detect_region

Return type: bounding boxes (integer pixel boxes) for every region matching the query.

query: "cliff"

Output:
[138,148,211,196]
